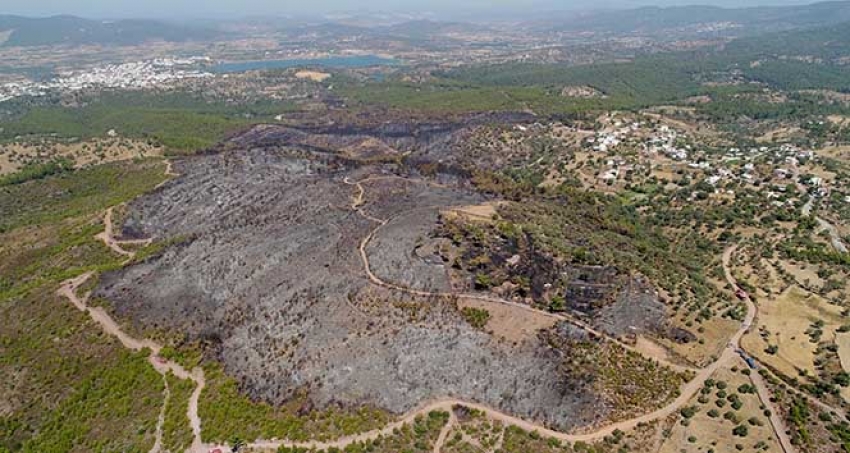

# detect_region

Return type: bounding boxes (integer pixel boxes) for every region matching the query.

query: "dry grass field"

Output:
[836,331,850,403]
[661,316,742,366]
[742,286,845,377]
[456,298,557,345]
[442,203,501,224]
[0,138,160,175]
[778,260,825,290]
[659,364,781,453]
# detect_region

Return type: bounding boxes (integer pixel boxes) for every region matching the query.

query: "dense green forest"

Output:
[0,92,294,153]
[428,21,850,113]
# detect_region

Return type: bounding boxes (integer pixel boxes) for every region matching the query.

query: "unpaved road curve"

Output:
[722,246,795,453]
[233,186,760,453]
[346,176,696,374]
[57,271,207,453]
[816,216,848,253]
[96,207,151,258]
[244,344,742,451]
[55,160,205,453]
[56,164,760,453]
[726,243,849,453]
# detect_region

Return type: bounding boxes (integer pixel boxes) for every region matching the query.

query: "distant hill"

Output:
[443,16,850,96]
[724,19,850,60]
[0,15,218,47]
[380,20,494,38]
[289,19,493,42]
[293,22,371,38]
[536,0,850,36]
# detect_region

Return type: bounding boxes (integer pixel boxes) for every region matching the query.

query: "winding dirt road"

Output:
[57,269,207,453]
[722,246,795,453]
[344,177,696,373]
[54,165,778,453]
[227,179,762,452]
[96,207,152,258]
[55,160,207,453]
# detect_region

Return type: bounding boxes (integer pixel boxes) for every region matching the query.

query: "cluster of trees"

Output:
[0,157,72,186]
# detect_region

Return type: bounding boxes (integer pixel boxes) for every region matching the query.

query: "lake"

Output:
[212,55,397,73]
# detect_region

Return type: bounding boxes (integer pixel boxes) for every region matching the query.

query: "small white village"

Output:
[0,56,213,103]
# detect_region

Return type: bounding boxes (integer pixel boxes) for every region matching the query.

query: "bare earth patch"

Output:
[295,70,331,82]
[457,297,557,345]
[442,203,501,224]
[634,335,674,364]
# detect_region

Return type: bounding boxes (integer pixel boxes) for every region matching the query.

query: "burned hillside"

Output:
[95,119,686,431]
[430,194,709,341]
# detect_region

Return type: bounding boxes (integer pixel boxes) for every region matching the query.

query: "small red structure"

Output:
[208,449,222,453]
[155,356,167,364]
[735,288,748,300]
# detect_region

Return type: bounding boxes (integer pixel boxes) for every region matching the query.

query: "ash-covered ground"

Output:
[96,120,611,431]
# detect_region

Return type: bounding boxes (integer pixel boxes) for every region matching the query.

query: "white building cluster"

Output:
[0,57,213,103]
[586,120,641,153]
[646,125,689,160]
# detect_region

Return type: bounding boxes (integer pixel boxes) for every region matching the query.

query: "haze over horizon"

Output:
[0,0,825,20]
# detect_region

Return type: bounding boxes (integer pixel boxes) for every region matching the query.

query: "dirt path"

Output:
[95,207,151,258]
[54,159,208,453]
[54,164,768,453]
[748,367,794,453]
[149,375,170,453]
[759,363,847,423]
[816,216,848,253]
[57,271,207,453]
[156,159,179,189]
[214,180,761,453]
[722,246,795,453]
[242,356,739,451]
[346,176,695,374]
[432,411,457,453]
[794,167,845,254]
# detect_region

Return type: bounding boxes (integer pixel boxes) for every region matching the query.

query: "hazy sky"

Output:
[1,0,816,19]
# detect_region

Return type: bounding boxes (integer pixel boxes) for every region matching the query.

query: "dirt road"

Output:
[55,161,205,453]
[230,185,765,453]
[348,176,695,373]
[817,216,848,253]
[149,376,170,453]
[57,271,207,453]
[53,165,771,453]
[722,246,795,453]
[432,410,457,453]
[794,167,845,254]
[242,347,740,451]
[95,207,150,258]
